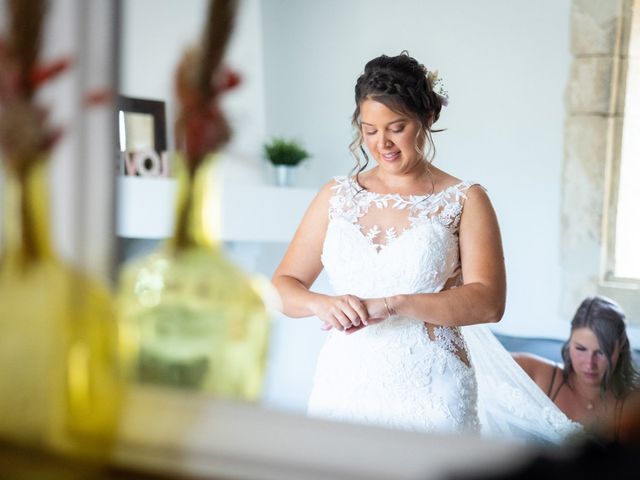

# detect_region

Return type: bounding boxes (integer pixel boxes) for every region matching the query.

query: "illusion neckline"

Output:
[336,217,442,256]
[348,176,469,200]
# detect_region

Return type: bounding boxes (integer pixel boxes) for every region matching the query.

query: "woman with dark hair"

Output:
[272,52,577,441]
[272,51,501,434]
[515,295,640,437]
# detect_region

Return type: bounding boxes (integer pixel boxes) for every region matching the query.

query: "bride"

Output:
[272,52,580,443]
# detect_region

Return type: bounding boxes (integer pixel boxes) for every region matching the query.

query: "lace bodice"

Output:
[322,175,475,299]
[321,175,478,362]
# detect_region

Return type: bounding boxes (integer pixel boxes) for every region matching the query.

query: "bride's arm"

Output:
[370,185,506,327]
[272,181,369,330]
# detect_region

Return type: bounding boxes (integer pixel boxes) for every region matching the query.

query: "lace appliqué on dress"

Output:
[435,202,464,229]
[433,326,469,363]
[329,176,476,245]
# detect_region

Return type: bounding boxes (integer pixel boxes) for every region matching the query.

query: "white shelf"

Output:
[116,177,178,239]
[116,177,315,243]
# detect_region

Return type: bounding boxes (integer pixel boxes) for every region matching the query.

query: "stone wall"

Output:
[561,0,638,322]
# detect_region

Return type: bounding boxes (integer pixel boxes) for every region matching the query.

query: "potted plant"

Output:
[263,137,310,187]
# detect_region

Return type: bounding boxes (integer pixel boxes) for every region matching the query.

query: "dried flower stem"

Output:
[0,0,48,263]
[7,0,46,99]
[172,0,239,251]
[198,0,238,98]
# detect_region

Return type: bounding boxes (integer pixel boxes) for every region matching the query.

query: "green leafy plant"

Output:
[263,137,310,167]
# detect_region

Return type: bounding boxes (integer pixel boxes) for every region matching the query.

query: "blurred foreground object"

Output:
[454,388,640,480]
[116,0,270,400]
[453,440,640,480]
[0,0,121,455]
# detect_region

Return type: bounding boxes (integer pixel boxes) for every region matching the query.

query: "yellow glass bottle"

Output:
[117,155,270,400]
[0,160,121,454]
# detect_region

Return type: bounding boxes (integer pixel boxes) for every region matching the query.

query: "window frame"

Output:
[599,0,640,321]
[561,0,640,325]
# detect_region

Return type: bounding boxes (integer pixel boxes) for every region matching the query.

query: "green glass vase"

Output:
[116,155,270,400]
[0,161,121,454]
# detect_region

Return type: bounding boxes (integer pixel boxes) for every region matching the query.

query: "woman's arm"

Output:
[512,352,557,393]
[375,185,506,327]
[615,388,640,443]
[271,181,369,330]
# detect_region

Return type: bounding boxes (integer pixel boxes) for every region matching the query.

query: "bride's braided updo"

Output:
[349,51,446,178]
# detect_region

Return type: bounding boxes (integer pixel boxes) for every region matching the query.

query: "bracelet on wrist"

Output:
[383,297,394,318]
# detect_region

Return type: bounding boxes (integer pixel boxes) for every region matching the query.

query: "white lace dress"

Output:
[307,176,582,442]
[307,176,480,434]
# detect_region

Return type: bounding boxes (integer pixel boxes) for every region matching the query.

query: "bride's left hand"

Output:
[321,297,388,334]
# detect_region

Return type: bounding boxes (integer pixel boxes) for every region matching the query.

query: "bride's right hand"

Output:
[310,294,369,331]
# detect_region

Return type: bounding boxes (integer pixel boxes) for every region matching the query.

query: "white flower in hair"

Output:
[426,69,449,106]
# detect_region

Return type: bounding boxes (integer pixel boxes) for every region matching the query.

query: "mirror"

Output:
[116,0,637,437]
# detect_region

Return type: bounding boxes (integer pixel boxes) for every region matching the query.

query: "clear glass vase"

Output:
[116,155,270,400]
[0,161,121,454]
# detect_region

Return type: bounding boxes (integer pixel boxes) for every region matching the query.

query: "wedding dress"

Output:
[307,176,580,443]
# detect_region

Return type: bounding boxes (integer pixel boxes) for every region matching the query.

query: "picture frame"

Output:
[117,95,168,177]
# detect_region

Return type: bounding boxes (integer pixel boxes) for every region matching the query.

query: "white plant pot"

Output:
[274,165,296,187]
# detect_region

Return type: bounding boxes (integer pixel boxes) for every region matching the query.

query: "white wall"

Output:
[261,0,573,340]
